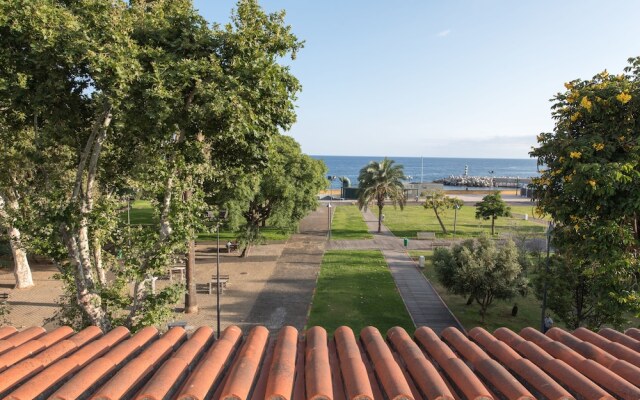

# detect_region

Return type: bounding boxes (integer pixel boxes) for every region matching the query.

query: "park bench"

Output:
[0,292,8,305]
[209,274,230,294]
[416,232,436,240]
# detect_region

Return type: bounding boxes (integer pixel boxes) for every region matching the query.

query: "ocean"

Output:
[311,156,539,189]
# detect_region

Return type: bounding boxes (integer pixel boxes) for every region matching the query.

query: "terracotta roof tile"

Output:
[626,327,640,341]
[335,326,374,400]
[2,324,640,399]
[0,326,18,340]
[0,326,45,355]
[135,326,213,400]
[521,327,640,399]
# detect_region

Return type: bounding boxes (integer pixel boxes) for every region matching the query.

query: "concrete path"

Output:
[242,207,327,332]
[358,209,463,334]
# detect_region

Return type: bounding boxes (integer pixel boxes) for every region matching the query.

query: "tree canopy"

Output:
[433,236,527,322]
[475,192,511,235]
[423,190,463,234]
[0,0,305,331]
[357,158,406,233]
[530,57,640,326]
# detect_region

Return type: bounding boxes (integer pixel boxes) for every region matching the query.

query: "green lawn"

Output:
[124,200,290,242]
[330,205,372,240]
[124,200,156,225]
[410,250,544,332]
[307,250,414,335]
[382,204,546,239]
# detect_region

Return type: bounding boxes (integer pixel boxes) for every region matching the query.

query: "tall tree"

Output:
[530,59,640,325]
[227,135,326,257]
[433,236,527,323]
[357,158,406,233]
[423,190,463,234]
[475,192,511,235]
[0,0,304,331]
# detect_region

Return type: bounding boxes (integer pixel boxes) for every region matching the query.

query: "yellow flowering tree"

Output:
[530,57,640,328]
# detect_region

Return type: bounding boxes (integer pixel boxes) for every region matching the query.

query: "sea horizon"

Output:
[311,155,540,189]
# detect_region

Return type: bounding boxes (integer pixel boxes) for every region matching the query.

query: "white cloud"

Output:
[436,29,451,37]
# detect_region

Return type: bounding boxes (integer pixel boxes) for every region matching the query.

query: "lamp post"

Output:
[215,210,228,338]
[327,203,332,241]
[453,204,460,237]
[488,170,495,188]
[540,221,554,332]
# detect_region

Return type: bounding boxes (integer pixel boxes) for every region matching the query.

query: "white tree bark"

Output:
[0,194,34,288]
[8,226,34,289]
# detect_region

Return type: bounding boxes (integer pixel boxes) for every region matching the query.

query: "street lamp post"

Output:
[327,203,332,240]
[215,210,228,338]
[453,204,460,237]
[488,170,495,188]
[540,221,553,332]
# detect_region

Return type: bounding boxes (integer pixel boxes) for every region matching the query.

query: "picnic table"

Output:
[209,274,230,294]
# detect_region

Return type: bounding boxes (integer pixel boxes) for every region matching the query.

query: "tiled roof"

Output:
[0,324,640,399]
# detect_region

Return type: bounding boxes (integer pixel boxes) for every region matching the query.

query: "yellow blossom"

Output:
[559,156,565,162]
[564,82,574,90]
[570,112,581,122]
[616,92,632,104]
[567,92,579,103]
[619,136,625,142]
[592,143,604,151]
[569,151,582,159]
[580,96,592,111]
[574,224,580,232]
[588,179,596,188]
[564,175,572,182]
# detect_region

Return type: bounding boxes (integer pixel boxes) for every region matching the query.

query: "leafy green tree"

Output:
[530,59,640,324]
[227,135,326,257]
[475,192,511,235]
[433,236,528,323]
[0,0,303,331]
[357,158,406,233]
[532,232,627,330]
[423,190,463,234]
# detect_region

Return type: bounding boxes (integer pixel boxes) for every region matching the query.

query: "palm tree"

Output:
[357,158,407,232]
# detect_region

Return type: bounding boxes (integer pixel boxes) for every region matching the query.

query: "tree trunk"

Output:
[184,239,198,313]
[240,245,250,258]
[377,205,383,233]
[433,206,448,234]
[8,226,34,289]
[1,195,34,288]
[491,217,496,235]
[466,295,474,305]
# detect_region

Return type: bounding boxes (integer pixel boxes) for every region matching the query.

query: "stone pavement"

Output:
[242,207,326,331]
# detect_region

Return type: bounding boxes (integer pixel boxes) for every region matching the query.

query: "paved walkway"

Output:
[242,207,327,331]
[352,208,463,334]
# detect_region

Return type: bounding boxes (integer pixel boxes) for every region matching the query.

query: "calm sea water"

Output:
[312,155,539,189]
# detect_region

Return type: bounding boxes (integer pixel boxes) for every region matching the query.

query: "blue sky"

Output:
[194,1,640,158]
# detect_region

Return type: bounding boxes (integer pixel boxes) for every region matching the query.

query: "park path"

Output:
[241,206,327,331]
[329,207,463,334]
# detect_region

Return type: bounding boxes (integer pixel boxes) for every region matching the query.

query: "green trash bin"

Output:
[403,237,408,247]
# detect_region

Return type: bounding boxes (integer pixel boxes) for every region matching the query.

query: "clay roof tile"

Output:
[0,324,639,399]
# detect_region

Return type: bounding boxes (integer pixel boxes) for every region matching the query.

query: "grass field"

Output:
[125,200,290,242]
[306,250,414,335]
[410,250,543,331]
[330,205,372,240]
[381,204,547,239]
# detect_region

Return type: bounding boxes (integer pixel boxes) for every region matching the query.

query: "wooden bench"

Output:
[209,274,230,294]
[0,293,8,305]
[416,232,436,240]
